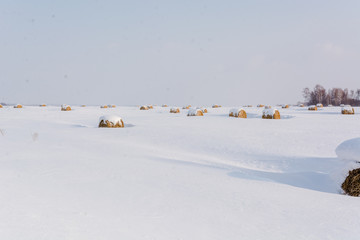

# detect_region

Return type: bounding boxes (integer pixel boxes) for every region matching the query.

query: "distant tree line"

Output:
[302,85,360,106]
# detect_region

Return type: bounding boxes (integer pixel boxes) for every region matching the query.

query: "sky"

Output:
[1,0,359,106]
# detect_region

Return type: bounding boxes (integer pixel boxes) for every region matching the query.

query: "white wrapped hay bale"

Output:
[99,115,124,128]
[187,108,203,116]
[170,107,180,113]
[262,107,280,119]
[341,105,355,115]
[61,104,71,111]
[229,108,247,118]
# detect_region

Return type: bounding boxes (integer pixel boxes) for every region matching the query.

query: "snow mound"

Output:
[335,138,360,162]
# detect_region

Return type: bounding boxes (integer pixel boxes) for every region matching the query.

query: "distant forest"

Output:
[302,85,360,106]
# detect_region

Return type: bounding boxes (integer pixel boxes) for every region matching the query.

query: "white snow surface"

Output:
[0,105,360,239]
[336,138,360,162]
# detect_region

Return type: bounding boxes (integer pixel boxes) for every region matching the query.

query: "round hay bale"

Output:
[148,105,153,109]
[196,107,208,113]
[107,104,116,108]
[212,104,221,108]
[282,104,289,109]
[308,105,317,111]
[183,105,191,109]
[162,104,168,107]
[140,105,149,110]
[299,104,305,107]
[100,105,108,108]
[262,108,280,119]
[170,107,180,113]
[81,105,86,107]
[99,115,124,128]
[342,168,360,197]
[257,104,265,108]
[229,108,247,118]
[316,103,323,108]
[40,104,46,107]
[341,105,355,115]
[14,104,23,108]
[61,104,71,111]
[0,104,3,108]
[187,108,203,116]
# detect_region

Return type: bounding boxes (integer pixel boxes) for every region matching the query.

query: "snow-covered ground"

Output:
[0,105,359,239]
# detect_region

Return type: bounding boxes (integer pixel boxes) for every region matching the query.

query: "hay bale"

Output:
[40,104,46,107]
[196,107,208,113]
[229,108,247,118]
[282,104,289,109]
[316,103,323,108]
[81,105,86,107]
[187,108,203,116]
[100,105,108,108]
[257,104,264,107]
[170,107,180,113]
[0,104,3,108]
[182,105,191,109]
[341,105,355,115]
[308,105,317,111]
[98,115,124,128]
[148,105,153,109]
[61,104,71,111]
[14,104,23,108]
[299,104,305,107]
[262,108,280,119]
[140,105,149,110]
[107,104,116,108]
[342,168,360,197]
[212,104,221,108]
[162,104,168,107]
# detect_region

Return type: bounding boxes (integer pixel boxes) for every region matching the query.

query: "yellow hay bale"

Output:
[111,105,116,108]
[148,105,153,109]
[308,105,317,111]
[14,104,23,108]
[342,168,360,197]
[187,109,204,116]
[229,108,247,118]
[0,104,3,108]
[98,116,124,128]
[341,105,355,115]
[182,105,191,109]
[100,105,108,108]
[61,105,71,111]
[170,108,180,113]
[162,104,168,107]
[282,104,289,109]
[212,104,221,108]
[257,104,265,107]
[40,104,46,107]
[140,105,149,110]
[262,108,280,119]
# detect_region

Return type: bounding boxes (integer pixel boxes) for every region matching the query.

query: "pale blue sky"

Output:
[1,0,359,105]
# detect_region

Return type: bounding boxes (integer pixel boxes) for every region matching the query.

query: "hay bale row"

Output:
[99,115,124,128]
[341,105,355,115]
[229,108,247,118]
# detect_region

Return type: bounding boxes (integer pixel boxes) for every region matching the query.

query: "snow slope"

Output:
[0,105,360,239]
